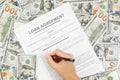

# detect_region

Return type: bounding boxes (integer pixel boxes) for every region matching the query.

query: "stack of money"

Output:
[0,0,120,80]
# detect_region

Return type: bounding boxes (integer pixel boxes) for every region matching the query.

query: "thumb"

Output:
[46,54,57,69]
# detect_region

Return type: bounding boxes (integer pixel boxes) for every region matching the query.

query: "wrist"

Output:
[63,74,80,80]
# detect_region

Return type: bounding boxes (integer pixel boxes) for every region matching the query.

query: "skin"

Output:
[46,49,80,80]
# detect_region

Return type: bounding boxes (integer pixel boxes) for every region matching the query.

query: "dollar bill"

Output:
[96,30,120,44]
[98,31,112,43]
[94,44,107,58]
[69,2,95,29]
[111,36,120,43]
[97,31,115,43]
[94,43,119,60]
[55,0,101,2]
[117,69,120,79]
[85,9,107,45]
[7,0,20,6]
[3,50,18,66]
[81,75,98,80]
[0,2,21,48]
[99,57,105,69]
[0,0,5,5]
[3,31,24,66]
[17,0,53,23]
[18,5,32,23]
[105,44,119,60]
[108,0,120,35]
[18,55,36,80]
[0,48,4,64]
[101,71,119,80]
[1,64,17,80]
[105,60,118,71]
[54,1,108,30]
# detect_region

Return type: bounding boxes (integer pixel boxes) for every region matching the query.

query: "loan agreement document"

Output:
[14,3,104,80]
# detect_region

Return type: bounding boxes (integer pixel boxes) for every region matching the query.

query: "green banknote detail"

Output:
[89,23,105,43]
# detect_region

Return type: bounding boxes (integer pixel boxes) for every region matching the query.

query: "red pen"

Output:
[52,55,75,63]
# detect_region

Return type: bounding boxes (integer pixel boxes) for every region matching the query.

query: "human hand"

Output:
[46,49,80,80]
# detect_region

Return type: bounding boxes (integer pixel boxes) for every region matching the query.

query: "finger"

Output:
[48,51,56,56]
[55,49,73,58]
[46,54,57,69]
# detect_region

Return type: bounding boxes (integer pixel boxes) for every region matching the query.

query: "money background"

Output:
[0,0,120,80]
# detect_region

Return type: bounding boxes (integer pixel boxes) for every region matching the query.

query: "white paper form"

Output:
[14,3,104,80]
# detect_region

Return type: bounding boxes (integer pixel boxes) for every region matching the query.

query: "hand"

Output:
[46,49,80,80]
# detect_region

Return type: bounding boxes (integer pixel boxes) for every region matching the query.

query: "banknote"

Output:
[0,48,4,64]
[81,75,98,80]
[97,31,120,43]
[105,60,118,71]
[0,0,5,5]
[94,44,106,57]
[7,0,20,6]
[85,9,107,45]
[1,65,17,80]
[18,0,53,23]
[99,57,105,69]
[0,2,21,48]
[69,2,95,29]
[117,69,120,79]
[54,0,108,10]
[3,50,18,66]
[111,36,120,43]
[108,0,120,35]
[30,0,52,16]
[94,43,119,59]
[105,44,119,60]
[3,29,24,66]
[97,30,120,44]
[6,29,24,53]
[101,71,119,80]
[97,31,113,43]
[18,55,36,80]
[18,5,32,23]
[55,0,101,2]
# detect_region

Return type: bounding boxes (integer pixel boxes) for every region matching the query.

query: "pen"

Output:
[51,55,75,63]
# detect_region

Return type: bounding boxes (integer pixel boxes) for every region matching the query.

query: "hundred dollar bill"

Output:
[0,2,21,48]
[81,75,98,80]
[7,0,20,6]
[117,69,120,78]
[0,48,4,64]
[55,0,101,2]
[94,43,119,59]
[105,60,118,71]
[105,44,119,60]
[97,31,113,43]
[18,55,36,80]
[92,0,108,13]
[99,57,105,69]
[54,1,108,30]
[17,0,53,23]
[3,51,18,66]
[101,71,119,80]
[1,64,17,80]
[0,0,5,5]
[108,0,120,35]
[69,2,96,29]
[97,31,120,43]
[3,30,24,66]
[84,9,107,45]
[55,1,108,32]
[94,44,108,58]
[111,36,120,43]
